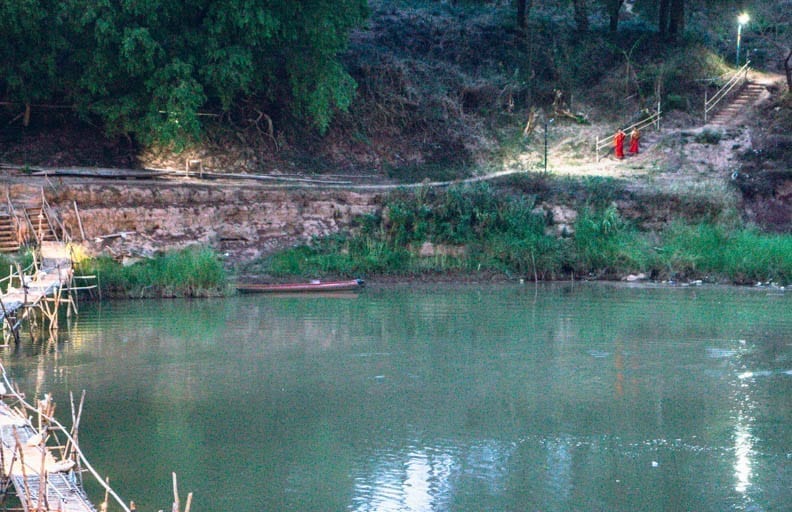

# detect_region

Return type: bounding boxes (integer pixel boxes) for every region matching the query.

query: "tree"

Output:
[0,0,72,126]
[572,0,590,32]
[606,0,625,32]
[746,0,792,89]
[0,0,369,144]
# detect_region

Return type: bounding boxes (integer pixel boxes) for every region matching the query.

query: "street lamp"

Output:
[736,12,749,67]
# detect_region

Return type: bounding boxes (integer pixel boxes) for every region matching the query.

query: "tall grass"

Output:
[571,205,650,278]
[258,184,792,286]
[77,247,227,298]
[655,223,792,284]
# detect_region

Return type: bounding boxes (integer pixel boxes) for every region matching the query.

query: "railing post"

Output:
[704,89,708,123]
[656,101,661,130]
[595,136,599,162]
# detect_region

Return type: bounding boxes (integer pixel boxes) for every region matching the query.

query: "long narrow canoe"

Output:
[236,279,364,293]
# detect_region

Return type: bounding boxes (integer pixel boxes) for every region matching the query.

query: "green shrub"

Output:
[665,94,687,111]
[695,129,722,145]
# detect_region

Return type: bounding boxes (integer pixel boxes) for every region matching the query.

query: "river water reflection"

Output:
[3,283,791,511]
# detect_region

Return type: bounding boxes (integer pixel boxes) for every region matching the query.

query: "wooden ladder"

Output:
[0,213,19,253]
[25,206,59,243]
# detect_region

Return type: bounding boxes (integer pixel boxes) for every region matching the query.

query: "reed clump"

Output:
[261,184,792,286]
[76,247,227,298]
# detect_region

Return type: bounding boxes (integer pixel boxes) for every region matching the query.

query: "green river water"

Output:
[3,283,790,511]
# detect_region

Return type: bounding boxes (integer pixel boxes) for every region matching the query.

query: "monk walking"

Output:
[629,127,641,155]
[614,129,625,159]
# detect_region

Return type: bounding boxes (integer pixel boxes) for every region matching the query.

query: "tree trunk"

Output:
[668,0,685,39]
[658,0,670,37]
[609,0,625,33]
[516,0,533,30]
[572,0,589,32]
[785,48,792,90]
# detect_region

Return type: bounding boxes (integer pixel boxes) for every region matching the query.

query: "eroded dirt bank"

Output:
[3,180,383,262]
[1,173,760,268]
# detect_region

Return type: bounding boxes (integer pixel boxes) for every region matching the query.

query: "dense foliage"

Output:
[261,183,792,285]
[0,0,787,174]
[0,0,368,144]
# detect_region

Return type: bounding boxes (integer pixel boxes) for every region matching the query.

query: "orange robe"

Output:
[629,130,640,154]
[614,131,625,159]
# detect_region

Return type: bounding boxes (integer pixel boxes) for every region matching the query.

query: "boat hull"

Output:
[236,279,364,293]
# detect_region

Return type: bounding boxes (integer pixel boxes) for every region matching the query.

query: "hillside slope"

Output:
[0,1,789,234]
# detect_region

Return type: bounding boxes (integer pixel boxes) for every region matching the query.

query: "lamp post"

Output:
[736,13,749,67]
[543,117,554,174]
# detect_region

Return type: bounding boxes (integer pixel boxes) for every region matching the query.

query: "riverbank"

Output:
[244,182,791,287]
[0,159,789,298]
[0,85,789,295]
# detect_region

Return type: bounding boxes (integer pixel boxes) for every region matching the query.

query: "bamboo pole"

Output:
[0,426,7,500]
[37,441,48,512]
[12,429,34,512]
[101,477,110,512]
[73,201,86,242]
[64,391,85,463]
[172,472,180,512]
[0,296,20,345]
[1,447,20,500]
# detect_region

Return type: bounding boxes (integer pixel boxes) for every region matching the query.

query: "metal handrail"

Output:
[704,61,750,123]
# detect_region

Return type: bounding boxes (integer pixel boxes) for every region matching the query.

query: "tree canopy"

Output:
[0,0,368,144]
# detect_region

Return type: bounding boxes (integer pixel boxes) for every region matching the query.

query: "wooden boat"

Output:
[236,279,364,293]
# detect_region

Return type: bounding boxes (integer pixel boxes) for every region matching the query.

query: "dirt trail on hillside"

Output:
[509,71,783,189]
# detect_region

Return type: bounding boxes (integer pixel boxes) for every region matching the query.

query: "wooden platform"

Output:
[0,400,97,512]
[0,241,73,327]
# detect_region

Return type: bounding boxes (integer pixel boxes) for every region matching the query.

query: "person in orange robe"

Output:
[614,129,625,159]
[629,128,640,155]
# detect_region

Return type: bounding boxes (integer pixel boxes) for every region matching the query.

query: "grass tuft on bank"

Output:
[258,184,792,286]
[77,247,227,298]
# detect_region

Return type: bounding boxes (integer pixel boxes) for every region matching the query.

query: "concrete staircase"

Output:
[708,81,765,125]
